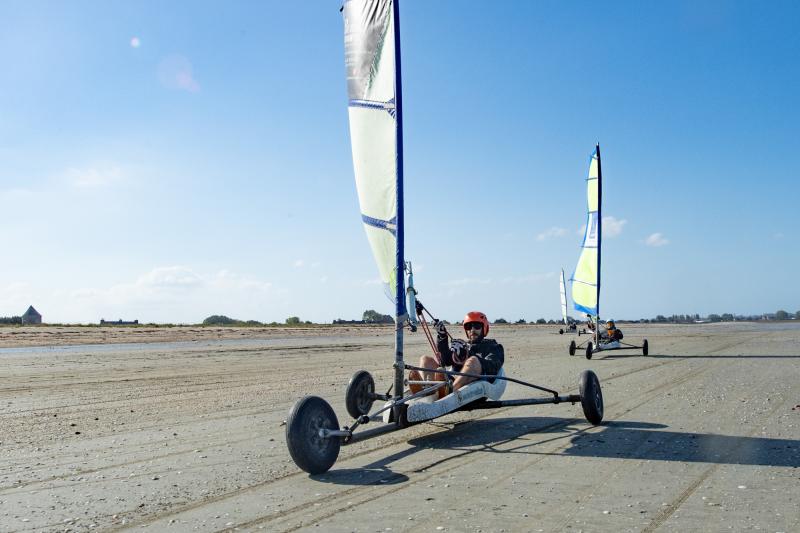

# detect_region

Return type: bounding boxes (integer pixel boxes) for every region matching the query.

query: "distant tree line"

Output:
[638,310,800,323]
[0,316,22,324]
[201,315,312,326]
[333,310,393,325]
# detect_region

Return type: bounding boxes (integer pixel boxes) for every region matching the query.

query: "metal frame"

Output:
[573,337,646,354]
[330,364,582,445]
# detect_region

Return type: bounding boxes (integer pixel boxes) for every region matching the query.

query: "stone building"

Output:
[22,306,42,325]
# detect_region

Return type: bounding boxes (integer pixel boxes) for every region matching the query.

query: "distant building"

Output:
[22,306,42,325]
[100,319,139,326]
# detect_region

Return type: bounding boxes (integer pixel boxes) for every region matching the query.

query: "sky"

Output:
[1,0,798,324]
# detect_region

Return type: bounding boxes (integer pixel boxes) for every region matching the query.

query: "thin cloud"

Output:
[293,259,305,268]
[536,227,567,241]
[0,282,34,311]
[66,165,122,188]
[138,266,203,288]
[158,54,200,92]
[72,266,272,305]
[603,216,627,237]
[500,272,556,284]
[211,269,272,292]
[442,277,493,287]
[0,187,34,199]
[644,233,669,247]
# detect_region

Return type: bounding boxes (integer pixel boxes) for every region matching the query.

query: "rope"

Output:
[416,305,442,367]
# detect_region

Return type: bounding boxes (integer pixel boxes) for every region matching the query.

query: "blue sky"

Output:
[1,1,798,324]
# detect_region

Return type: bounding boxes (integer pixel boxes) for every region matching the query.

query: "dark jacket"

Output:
[436,334,504,376]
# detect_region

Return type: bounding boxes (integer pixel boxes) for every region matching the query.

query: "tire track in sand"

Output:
[195,358,714,531]
[640,389,791,532]
[122,335,737,531]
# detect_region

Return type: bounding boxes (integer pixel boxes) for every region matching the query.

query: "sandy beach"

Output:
[1,322,798,532]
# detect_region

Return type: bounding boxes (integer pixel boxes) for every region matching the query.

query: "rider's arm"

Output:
[478,341,504,375]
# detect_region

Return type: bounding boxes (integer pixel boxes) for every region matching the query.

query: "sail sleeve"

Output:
[343,0,400,303]
[571,147,601,316]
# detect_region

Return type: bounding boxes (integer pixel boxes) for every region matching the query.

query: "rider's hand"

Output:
[434,320,448,338]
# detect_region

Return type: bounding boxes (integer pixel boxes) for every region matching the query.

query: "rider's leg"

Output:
[453,356,482,391]
[409,354,445,394]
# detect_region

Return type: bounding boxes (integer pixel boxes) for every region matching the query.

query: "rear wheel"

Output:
[345,370,375,419]
[286,396,340,475]
[579,370,603,425]
[585,342,593,360]
[642,339,649,356]
[569,340,576,356]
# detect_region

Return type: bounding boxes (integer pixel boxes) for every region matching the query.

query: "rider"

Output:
[410,311,504,394]
[604,319,623,342]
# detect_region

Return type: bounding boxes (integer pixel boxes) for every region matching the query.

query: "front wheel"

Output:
[579,370,603,425]
[286,396,340,475]
[642,339,649,356]
[559,329,564,335]
[569,340,576,356]
[345,370,375,419]
[585,342,593,360]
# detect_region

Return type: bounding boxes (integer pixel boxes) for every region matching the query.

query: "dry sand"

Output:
[1,322,798,532]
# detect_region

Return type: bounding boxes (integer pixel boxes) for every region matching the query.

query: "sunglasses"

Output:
[465,322,483,331]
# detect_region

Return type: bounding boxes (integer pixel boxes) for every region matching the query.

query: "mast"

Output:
[392,0,406,401]
[560,269,568,325]
[595,143,602,341]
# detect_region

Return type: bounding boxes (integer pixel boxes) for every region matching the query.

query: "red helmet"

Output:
[463,311,490,336]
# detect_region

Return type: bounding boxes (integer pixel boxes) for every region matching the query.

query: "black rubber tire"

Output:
[569,340,576,356]
[579,370,603,425]
[559,329,564,335]
[642,339,649,356]
[285,396,340,475]
[345,370,375,419]
[585,342,593,360]
[578,330,581,336]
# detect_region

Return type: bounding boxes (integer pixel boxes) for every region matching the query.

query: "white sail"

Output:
[343,0,401,305]
[560,269,568,324]
[571,145,601,318]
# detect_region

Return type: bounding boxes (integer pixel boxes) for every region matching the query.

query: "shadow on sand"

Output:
[599,353,800,360]
[319,416,799,484]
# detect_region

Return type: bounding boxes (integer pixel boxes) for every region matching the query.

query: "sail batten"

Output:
[571,145,602,318]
